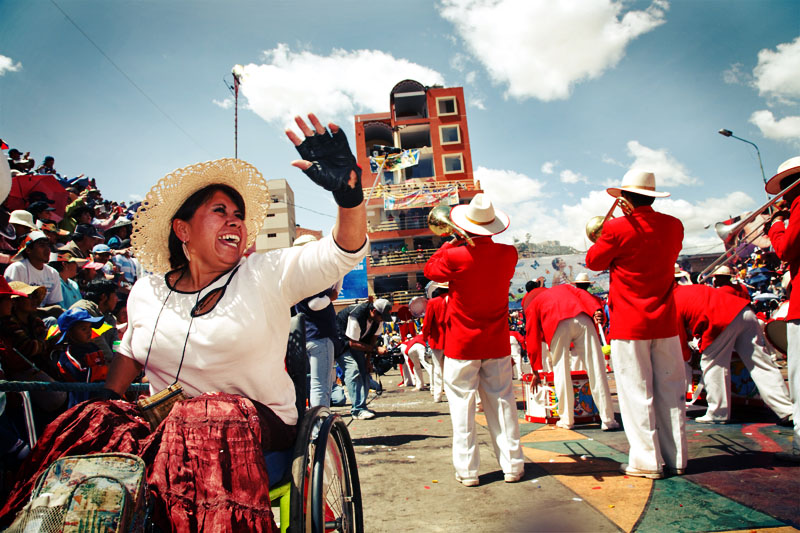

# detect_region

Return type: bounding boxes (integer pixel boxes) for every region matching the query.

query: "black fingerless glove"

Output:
[295,129,363,208]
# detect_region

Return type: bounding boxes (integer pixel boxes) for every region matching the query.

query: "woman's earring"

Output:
[182,241,191,262]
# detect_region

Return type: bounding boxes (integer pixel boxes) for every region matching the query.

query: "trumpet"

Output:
[697,177,800,282]
[585,197,633,243]
[428,205,475,247]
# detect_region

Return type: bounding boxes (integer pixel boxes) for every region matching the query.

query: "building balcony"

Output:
[363,178,482,207]
[374,289,425,307]
[368,248,435,270]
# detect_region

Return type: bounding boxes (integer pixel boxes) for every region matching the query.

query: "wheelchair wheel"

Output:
[310,414,363,533]
[288,405,329,533]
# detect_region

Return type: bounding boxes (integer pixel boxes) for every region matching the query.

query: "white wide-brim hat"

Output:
[711,265,733,277]
[573,273,593,285]
[425,281,449,299]
[607,169,670,198]
[9,209,37,230]
[450,193,510,236]
[132,158,270,274]
[765,156,800,195]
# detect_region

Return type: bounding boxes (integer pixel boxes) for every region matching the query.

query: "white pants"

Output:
[611,336,687,472]
[701,307,793,421]
[510,348,522,380]
[541,343,586,373]
[429,348,445,399]
[405,344,427,389]
[548,314,615,426]
[400,358,414,386]
[787,320,800,452]
[444,357,524,479]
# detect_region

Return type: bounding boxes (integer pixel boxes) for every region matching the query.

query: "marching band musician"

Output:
[765,156,800,462]
[524,283,619,431]
[710,265,750,300]
[673,282,792,424]
[422,281,448,403]
[585,169,687,479]
[424,193,524,487]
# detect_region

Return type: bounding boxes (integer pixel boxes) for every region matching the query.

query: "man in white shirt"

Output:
[4,231,62,306]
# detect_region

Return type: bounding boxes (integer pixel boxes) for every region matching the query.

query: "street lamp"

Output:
[232,65,245,159]
[718,129,767,190]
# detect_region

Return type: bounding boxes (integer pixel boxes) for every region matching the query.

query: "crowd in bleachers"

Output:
[1,146,142,477]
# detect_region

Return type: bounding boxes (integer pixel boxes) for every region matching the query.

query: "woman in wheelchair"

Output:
[0,114,367,531]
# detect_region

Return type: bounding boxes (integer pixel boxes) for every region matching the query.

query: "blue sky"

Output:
[1,0,798,254]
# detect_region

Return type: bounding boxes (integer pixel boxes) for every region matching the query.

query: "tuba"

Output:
[428,205,475,247]
[585,197,633,243]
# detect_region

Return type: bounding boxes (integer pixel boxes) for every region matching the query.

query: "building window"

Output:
[436,96,457,116]
[267,213,275,217]
[443,154,464,174]
[267,233,277,238]
[440,125,460,144]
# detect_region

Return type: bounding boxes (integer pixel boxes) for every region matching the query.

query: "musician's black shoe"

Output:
[777,415,793,427]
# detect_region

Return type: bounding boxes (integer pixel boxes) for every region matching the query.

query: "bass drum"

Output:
[765,301,789,355]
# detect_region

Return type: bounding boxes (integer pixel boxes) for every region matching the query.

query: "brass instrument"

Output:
[698,177,800,282]
[428,205,475,247]
[585,197,633,243]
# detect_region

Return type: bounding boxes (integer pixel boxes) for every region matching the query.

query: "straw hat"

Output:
[765,156,800,195]
[8,281,46,300]
[573,273,593,285]
[450,193,510,236]
[132,158,270,274]
[607,169,670,198]
[9,210,36,230]
[711,265,733,277]
[674,263,692,284]
[0,277,28,298]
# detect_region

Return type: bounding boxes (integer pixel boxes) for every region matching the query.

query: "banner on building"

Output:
[369,149,420,174]
[339,257,368,300]
[384,184,460,210]
[509,254,609,307]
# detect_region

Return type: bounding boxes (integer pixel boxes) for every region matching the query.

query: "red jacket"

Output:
[716,283,750,301]
[401,334,426,355]
[521,287,546,311]
[524,284,603,370]
[422,295,447,350]
[585,205,683,340]
[424,237,516,359]
[674,284,750,360]
[768,195,800,321]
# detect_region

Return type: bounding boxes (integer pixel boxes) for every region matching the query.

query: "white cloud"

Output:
[723,62,748,85]
[541,161,556,174]
[749,110,800,143]
[753,36,800,102]
[560,169,589,184]
[0,54,22,76]
[626,140,697,186]
[437,0,668,101]
[475,166,546,204]
[236,44,445,127]
[602,154,624,167]
[212,98,233,110]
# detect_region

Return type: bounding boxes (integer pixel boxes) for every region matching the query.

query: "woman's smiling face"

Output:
[179,190,247,273]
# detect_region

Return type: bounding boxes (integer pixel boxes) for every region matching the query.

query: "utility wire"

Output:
[49,0,209,156]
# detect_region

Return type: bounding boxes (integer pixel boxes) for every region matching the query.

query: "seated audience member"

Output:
[105,218,132,249]
[4,231,63,307]
[26,201,55,224]
[60,223,103,260]
[91,243,118,280]
[111,241,137,288]
[0,278,37,377]
[70,278,118,363]
[52,308,107,407]
[36,220,70,250]
[3,282,51,372]
[8,210,36,246]
[35,156,58,176]
[49,251,86,310]
[59,192,92,234]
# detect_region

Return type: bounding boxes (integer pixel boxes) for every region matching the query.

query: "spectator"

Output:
[60,191,92,233]
[52,308,107,407]
[70,278,118,363]
[4,231,63,307]
[3,282,51,371]
[8,210,36,243]
[36,220,70,249]
[49,251,86,310]
[91,204,118,233]
[26,201,55,223]
[91,243,117,279]
[60,223,103,260]
[105,219,132,249]
[35,156,58,176]
[111,240,137,288]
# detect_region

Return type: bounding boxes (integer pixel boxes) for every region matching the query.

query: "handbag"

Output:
[136,381,187,430]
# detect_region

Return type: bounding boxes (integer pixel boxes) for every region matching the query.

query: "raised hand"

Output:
[286,114,363,208]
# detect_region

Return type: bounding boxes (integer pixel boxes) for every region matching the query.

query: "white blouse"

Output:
[118,235,367,425]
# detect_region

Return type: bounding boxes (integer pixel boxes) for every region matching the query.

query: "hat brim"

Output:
[765,163,800,195]
[607,186,670,198]
[449,204,510,236]
[132,158,270,274]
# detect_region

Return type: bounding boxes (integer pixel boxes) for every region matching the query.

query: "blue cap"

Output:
[92,243,111,254]
[55,308,104,344]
